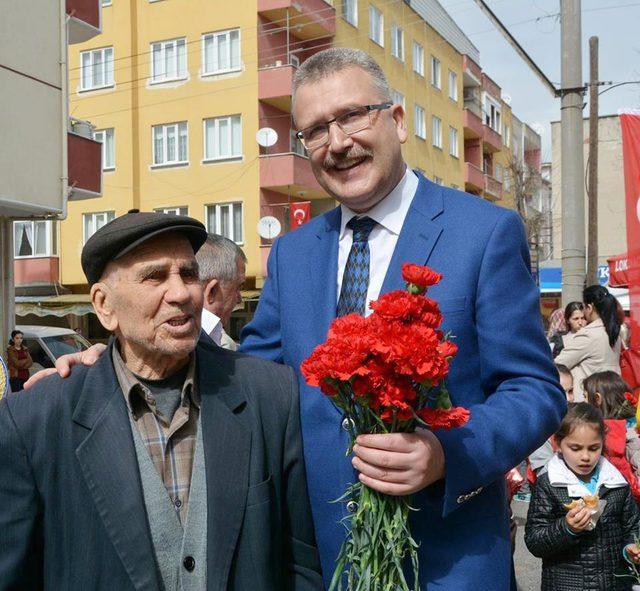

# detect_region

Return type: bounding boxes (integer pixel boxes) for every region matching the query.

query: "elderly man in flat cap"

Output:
[0,211,323,591]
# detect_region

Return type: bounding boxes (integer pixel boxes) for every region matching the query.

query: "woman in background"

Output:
[6,329,32,392]
[550,302,586,358]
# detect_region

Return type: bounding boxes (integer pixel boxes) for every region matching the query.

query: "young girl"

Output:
[525,403,640,591]
[584,370,640,501]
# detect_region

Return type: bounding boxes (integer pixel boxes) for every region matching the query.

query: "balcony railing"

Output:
[66,0,101,44]
[484,174,503,200]
[464,162,484,192]
[258,0,336,39]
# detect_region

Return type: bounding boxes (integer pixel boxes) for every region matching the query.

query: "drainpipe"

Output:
[59,0,70,222]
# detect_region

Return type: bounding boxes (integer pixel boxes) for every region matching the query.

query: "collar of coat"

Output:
[547,453,627,497]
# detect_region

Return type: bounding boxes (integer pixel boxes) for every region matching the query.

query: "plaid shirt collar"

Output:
[111,342,199,421]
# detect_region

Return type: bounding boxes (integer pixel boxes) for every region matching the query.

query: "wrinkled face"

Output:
[218,258,246,326]
[293,67,408,213]
[559,423,603,480]
[567,309,586,333]
[559,372,574,402]
[102,234,203,362]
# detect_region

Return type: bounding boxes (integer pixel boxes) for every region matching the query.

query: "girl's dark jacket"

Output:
[525,472,640,591]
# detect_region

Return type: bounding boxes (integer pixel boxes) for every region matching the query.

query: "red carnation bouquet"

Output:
[301,263,470,591]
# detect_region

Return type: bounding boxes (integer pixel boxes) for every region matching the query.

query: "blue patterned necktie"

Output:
[337,216,378,317]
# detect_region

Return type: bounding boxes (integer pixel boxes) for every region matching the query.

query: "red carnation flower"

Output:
[625,391,639,407]
[369,291,442,327]
[402,264,442,293]
[417,406,470,430]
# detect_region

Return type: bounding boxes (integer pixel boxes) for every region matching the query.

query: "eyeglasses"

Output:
[295,103,393,151]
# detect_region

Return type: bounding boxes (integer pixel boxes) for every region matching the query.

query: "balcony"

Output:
[66,0,101,44]
[68,132,102,200]
[484,174,503,201]
[462,55,482,87]
[463,108,483,139]
[260,153,326,199]
[258,0,336,39]
[483,124,502,153]
[14,258,60,288]
[259,64,295,112]
[464,162,484,193]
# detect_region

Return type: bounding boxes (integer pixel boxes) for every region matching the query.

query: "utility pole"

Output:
[560,0,586,305]
[587,36,599,286]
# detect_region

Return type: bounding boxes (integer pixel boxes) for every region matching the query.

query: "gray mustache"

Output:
[323,146,373,169]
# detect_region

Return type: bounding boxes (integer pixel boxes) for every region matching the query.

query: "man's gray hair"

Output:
[292,48,392,113]
[197,234,247,283]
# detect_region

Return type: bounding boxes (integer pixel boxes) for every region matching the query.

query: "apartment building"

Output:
[4,0,102,345]
[27,0,541,336]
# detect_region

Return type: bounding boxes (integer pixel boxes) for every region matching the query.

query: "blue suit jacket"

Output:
[241,174,566,590]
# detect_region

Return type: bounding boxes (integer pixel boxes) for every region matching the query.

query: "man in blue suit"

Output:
[28,48,565,590]
[240,48,566,589]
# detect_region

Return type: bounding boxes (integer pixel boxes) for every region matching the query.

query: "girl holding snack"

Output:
[584,370,640,501]
[525,403,640,590]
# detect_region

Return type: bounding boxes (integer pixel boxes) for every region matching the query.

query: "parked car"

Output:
[16,325,91,374]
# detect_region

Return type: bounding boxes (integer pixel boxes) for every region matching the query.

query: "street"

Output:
[513,498,542,591]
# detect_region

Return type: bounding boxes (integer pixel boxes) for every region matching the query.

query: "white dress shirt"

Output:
[337,167,419,315]
[201,307,223,346]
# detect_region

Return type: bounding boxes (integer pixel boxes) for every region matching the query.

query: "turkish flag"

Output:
[289,201,311,229]
[619,110,640,348]
[608,252,629,288]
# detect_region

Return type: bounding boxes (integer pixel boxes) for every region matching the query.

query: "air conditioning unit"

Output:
[290,54,300,68]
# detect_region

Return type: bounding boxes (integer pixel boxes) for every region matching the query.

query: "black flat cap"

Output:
[81,209,208,284]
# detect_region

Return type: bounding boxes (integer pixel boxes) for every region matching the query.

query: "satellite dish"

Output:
[257,216,282,240]
[256,127,278,148]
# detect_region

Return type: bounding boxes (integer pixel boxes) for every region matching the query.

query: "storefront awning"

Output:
[15,294,94,317]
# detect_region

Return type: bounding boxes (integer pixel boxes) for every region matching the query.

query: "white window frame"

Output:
[93,128,115,171]
[101,0,112,6]
[484,94,502,133]
[430,55,441,89]
[448,70,458,101]
[203,115,242,162]
[290,129,306,157]
[448,126,459,158]
[368,5,384,46]
[391,89,405,110]
[391,24,404,61]
[80,46,114,91]
[154,206,189,216]
[503,123,511,147]
[412,41,424,76]
[202,29,241,76]
[152,122,189,167]
[414,104,426,140]
[83,211,115,244]
[205,202,244,244]
[13,220,58,258]
[343,0,358,26]
[150,37,187,83]
[432,116,442,149]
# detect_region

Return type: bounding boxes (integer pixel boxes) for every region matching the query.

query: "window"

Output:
[151,38,187,83]
[495,164,503,182]
[504,172,511,191]
[430,55,441,89]
[155,207,188,216]
[202,29,241,75]
[448,126,458,158]
[290,129,306,157]
[206,202,243,243]
[432,116,442,148]
[93,128,115,170]
[503,123,511,147]
[414,105,425,139]
[391,89,405,109]
[391,24,404,61]
[152,122,188,166]
[484,95,502,132]
[203,115,242,161]
[80,47,114,90]
[83,211,115,243]
[101,0,112,6]
[412,42,424,76]
[433,176,443,185]
[343,0,357,26]
[368,5,383,46]
[448,70,458,101]
[13,221,57,258]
